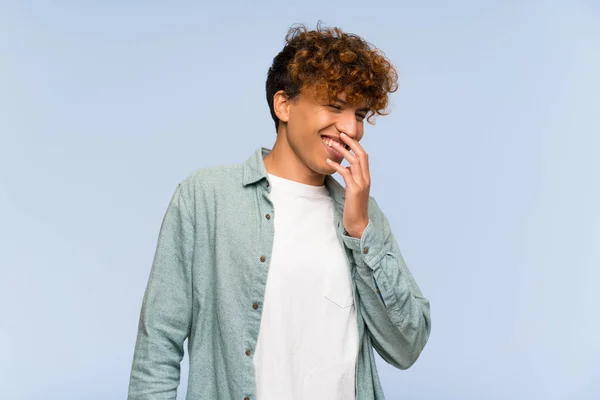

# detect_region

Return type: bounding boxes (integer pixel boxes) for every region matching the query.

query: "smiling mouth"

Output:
[321,136,345,160]
[320,136,349,150]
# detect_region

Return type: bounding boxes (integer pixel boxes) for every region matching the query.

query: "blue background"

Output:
[1,1,599,399]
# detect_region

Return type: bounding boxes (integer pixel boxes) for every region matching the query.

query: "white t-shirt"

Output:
[253,173,359,400]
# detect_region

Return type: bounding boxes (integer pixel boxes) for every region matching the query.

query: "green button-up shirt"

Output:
[128,147,431,400]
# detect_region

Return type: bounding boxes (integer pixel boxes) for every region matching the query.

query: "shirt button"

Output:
[259,256,266,262]
[265,213,271,220]
[252,303,259,310]
[245,349,252,356]
[363,247,369,254]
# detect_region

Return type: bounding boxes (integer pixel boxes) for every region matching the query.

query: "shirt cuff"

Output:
[342,219,386,270]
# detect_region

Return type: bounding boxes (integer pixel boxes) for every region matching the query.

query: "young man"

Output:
[128,23,431,400]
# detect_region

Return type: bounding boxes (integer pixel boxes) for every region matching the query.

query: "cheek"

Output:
[287,107,307,130]
[290,109,325,134]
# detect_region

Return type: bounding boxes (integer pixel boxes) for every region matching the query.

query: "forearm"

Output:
[343,206,431,369]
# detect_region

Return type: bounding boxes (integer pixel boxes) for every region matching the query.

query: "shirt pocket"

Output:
[323,272,355,308]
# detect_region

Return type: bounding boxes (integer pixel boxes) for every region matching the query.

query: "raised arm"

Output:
[343,198,431,369]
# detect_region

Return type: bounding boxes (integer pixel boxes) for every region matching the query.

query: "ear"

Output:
[273,90,291,123]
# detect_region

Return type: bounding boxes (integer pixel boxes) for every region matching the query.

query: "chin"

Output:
[319,161,337,176]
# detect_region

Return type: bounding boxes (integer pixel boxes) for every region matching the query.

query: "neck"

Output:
[263,130,326,187]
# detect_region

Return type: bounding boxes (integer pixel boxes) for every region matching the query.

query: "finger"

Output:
[339,133,370,184]
[327,138,357,163]
[327,139,363,184]
[326,159,356,188]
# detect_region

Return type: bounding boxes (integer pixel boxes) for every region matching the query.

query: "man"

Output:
[128,23,431,400]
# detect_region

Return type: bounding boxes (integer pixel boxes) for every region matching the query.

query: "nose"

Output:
[336,113,360,140]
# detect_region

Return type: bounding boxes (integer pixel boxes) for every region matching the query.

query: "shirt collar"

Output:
[242,147,346,206]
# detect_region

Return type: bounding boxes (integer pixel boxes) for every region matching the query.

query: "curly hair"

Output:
[265,22,398,132]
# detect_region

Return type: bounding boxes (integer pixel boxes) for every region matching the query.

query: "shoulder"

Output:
[182,162,243,189]
[173,161,245,208]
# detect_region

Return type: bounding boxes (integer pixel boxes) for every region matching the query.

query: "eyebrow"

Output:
[336,98,370,113]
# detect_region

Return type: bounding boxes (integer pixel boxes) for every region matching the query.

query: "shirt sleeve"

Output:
[342,197,431,370]
[128,181,195,399]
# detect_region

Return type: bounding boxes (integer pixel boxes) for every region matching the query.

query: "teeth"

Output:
[325,137,338,147]
[322,136,348,150]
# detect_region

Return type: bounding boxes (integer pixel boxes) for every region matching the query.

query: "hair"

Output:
[265,22,398,132]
